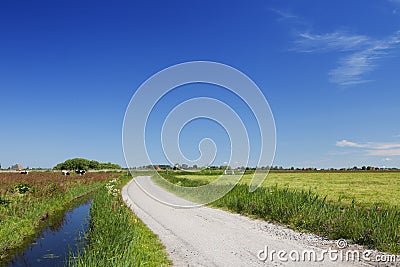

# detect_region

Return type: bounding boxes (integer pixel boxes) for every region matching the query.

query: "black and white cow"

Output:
[75,170,86,175]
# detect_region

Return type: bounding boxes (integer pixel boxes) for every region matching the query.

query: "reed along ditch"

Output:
[4,196,93,267]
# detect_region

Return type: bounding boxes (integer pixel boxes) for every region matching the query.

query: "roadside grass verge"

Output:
[155,172,400,254]
[0,172,117,262]
[69,175,171,267]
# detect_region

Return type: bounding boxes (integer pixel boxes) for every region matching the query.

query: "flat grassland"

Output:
[158,171,400,253]
[175,171,400,207]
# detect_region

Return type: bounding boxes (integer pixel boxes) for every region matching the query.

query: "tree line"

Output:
[53,158,121,171]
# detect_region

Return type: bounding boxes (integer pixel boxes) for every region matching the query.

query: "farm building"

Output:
[11,164,24,171]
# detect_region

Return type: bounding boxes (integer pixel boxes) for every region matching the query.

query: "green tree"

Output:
[54,158,122,170]
[54,158,90,170]
[89,160,100,169]
[99,162,121,169]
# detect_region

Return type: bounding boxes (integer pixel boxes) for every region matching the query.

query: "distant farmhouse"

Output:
[11,164,24,171]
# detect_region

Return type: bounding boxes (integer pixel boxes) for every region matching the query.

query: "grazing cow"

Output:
[20,170,28,174]
[75,170,86,175]
[62,170,70,175]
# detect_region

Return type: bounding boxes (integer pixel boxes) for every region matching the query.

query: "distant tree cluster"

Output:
[54,158,121,171]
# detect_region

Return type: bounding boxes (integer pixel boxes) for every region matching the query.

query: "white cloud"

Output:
[336,140,365,148]
[328,49,377,85]
[336,140,400,156]
[382,157,392,161]
[295,32,371,53]
[294,30,400,85]
[372,143,400,150]
[336,140,400,149]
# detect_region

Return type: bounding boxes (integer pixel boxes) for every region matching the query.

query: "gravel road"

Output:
[122,176,376,267]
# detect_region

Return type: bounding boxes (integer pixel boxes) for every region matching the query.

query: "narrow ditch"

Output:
[5,197,92,267]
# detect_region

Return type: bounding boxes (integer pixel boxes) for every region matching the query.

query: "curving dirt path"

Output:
[122,176,372,267]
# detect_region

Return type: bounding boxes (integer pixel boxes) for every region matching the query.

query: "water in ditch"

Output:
[6,199,92,267]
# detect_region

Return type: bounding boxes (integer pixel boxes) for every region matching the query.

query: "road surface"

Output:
[122,176,370,267]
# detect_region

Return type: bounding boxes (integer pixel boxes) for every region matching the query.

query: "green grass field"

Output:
[175,171,400,207]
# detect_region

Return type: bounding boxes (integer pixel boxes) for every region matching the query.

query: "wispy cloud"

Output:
[328,49,376,85]
[275,7,400,86]
[269,8,299,21]
[330,32,400,85]
[269,8,310,27]
[295,32,371,53]
[336,139,400,156]
[294,30,400,85]
[367,149,400,156]
[336,140,400,149]
[336,140,366,148]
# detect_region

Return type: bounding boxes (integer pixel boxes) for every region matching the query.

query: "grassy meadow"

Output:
[156,170,400,254]
[175,171,400,207]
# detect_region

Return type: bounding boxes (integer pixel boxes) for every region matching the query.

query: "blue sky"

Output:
[1,0,400,169]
